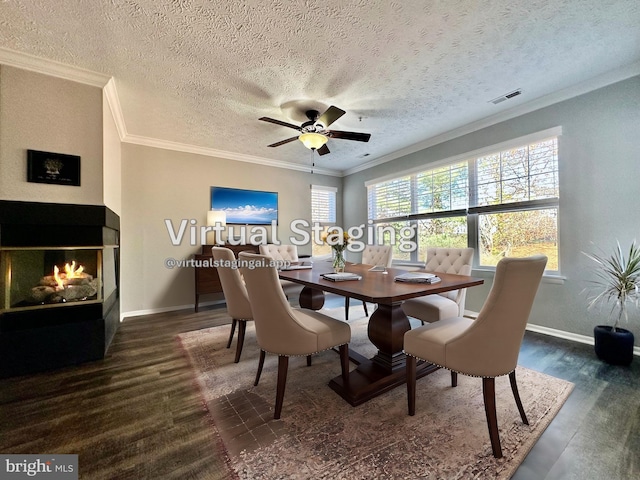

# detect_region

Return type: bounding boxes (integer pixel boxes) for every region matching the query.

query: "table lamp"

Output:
[207,210,227,245]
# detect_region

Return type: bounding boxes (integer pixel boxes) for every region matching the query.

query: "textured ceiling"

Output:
[1,0,639,174]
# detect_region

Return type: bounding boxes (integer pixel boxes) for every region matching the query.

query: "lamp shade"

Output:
[207,210,227,227]
[299,132,328,150]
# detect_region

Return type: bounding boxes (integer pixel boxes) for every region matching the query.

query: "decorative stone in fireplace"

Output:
[0,200,120,378]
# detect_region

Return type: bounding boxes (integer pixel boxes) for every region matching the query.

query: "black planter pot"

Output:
[593,326,635,366]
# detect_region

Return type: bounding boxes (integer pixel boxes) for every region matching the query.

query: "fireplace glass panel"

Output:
[1,248,104,312]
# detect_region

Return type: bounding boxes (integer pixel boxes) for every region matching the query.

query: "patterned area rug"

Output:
[178,307,573,479]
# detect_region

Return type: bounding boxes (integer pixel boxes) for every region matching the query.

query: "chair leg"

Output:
[339,344,349,383]
[451,371,458,387]
[407,355,417,416]
[226,319,237,348]
[509,371,529,425]
[254,349,265,386]
[362,300,369,317]
[307,355,312,366]
[274,356,289,419]
[344,296,350,320]
[482,377,503,458]
[234,320,247,363]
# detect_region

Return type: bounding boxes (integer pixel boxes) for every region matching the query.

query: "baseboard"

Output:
[121,299,225,321]
[525,323,640,357]
[122,305,640,357]
[464,310,640,357]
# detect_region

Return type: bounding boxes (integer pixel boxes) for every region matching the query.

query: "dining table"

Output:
[279,260,484,406]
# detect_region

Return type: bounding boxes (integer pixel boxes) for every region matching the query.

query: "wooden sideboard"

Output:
[194,244,260,312]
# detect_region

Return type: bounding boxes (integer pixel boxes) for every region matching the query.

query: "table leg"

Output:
[329,302,439,406]
[298,286,325,310]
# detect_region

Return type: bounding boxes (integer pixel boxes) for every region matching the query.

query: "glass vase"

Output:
[332,249,346,273]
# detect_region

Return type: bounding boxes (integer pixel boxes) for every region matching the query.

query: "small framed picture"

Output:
[27,150,81,186]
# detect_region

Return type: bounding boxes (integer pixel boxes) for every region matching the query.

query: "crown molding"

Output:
[4,47,637,179]
[103,78,128,140]
[0,47,110,87]
[344,60,640,176]
[0,48,340,175]
[122,134,342,177]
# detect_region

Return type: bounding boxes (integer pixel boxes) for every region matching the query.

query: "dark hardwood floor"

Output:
[1,295,639,479]
[513,329,640,480]
[0,307,236,480]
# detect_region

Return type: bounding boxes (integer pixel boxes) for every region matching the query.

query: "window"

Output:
[366,127,561,272]
[311,185,337,256]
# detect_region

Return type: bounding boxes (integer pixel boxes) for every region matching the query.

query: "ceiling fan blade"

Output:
[259,117,301,131]
[327,130,371,142]
[316,106,345,128]
[267,136,299,147]
[317,144,330,156]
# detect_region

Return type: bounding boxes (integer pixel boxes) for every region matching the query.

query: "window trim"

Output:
[366,127,562,272]
[365,126,562,187]
[311,184,337,225]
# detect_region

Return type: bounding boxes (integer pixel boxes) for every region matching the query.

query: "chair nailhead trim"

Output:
[403,353,515,378]
[262,343,348,358]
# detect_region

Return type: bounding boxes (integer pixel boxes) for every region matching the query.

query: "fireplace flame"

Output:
[64,261,84,277]
[53,265,64,290]
[53,261,85,290]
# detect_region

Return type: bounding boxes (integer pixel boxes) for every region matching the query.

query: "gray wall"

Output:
[0,66,104,205]
[344,76,640,344]
[120,143,342,315]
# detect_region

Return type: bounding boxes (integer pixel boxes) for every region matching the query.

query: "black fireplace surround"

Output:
[0,200,120,378]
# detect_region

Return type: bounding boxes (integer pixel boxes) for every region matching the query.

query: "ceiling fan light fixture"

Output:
[299,132,328,150]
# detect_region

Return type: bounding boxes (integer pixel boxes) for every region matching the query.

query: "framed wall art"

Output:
[210,186,278,225]
[27,150,81,186]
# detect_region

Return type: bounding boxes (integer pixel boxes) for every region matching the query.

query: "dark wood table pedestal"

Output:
[299,290,441,405]
[284,266,483,406]
[298,285,325,310]
[333,301,440,406]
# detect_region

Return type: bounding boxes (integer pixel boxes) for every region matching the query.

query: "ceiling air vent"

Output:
[489,89,522,105]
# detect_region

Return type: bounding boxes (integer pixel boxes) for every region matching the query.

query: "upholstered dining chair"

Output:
[344,245,393,321]
[259,244,299,262]
[211,247,253,363]
[402,247,474,324]
[404,255,547,458]
[258,244,302,296]
[238,252,351,419]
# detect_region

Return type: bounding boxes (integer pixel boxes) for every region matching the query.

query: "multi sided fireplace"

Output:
[0,200,119,378]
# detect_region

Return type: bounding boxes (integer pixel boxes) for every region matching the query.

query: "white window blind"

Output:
[415,162,468,214]
[367,162,468,222]
[367,176,412,221]
[473,137,558,212]
[311,185,337,224]
[365,128,561,271]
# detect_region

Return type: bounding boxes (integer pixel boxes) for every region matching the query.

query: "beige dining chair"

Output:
[402,247,474,324]
[344,245,393,320]
[239,252,351,419]
[404,255,547,458]
[258,244,302,296]
[259,244,299,262]
[211,247,253,363]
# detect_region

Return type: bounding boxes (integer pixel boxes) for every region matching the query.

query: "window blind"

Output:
[311,185,337,223]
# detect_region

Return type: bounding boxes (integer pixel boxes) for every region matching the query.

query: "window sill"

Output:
[471,267,566,285]
[390,263,566,285]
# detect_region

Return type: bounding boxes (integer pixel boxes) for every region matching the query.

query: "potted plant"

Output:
[583,240,639,365]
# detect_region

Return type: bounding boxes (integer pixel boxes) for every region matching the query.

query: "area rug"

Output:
[177,307,573,479]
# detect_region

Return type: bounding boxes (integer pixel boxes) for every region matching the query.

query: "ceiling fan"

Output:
[259,105,371,156]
